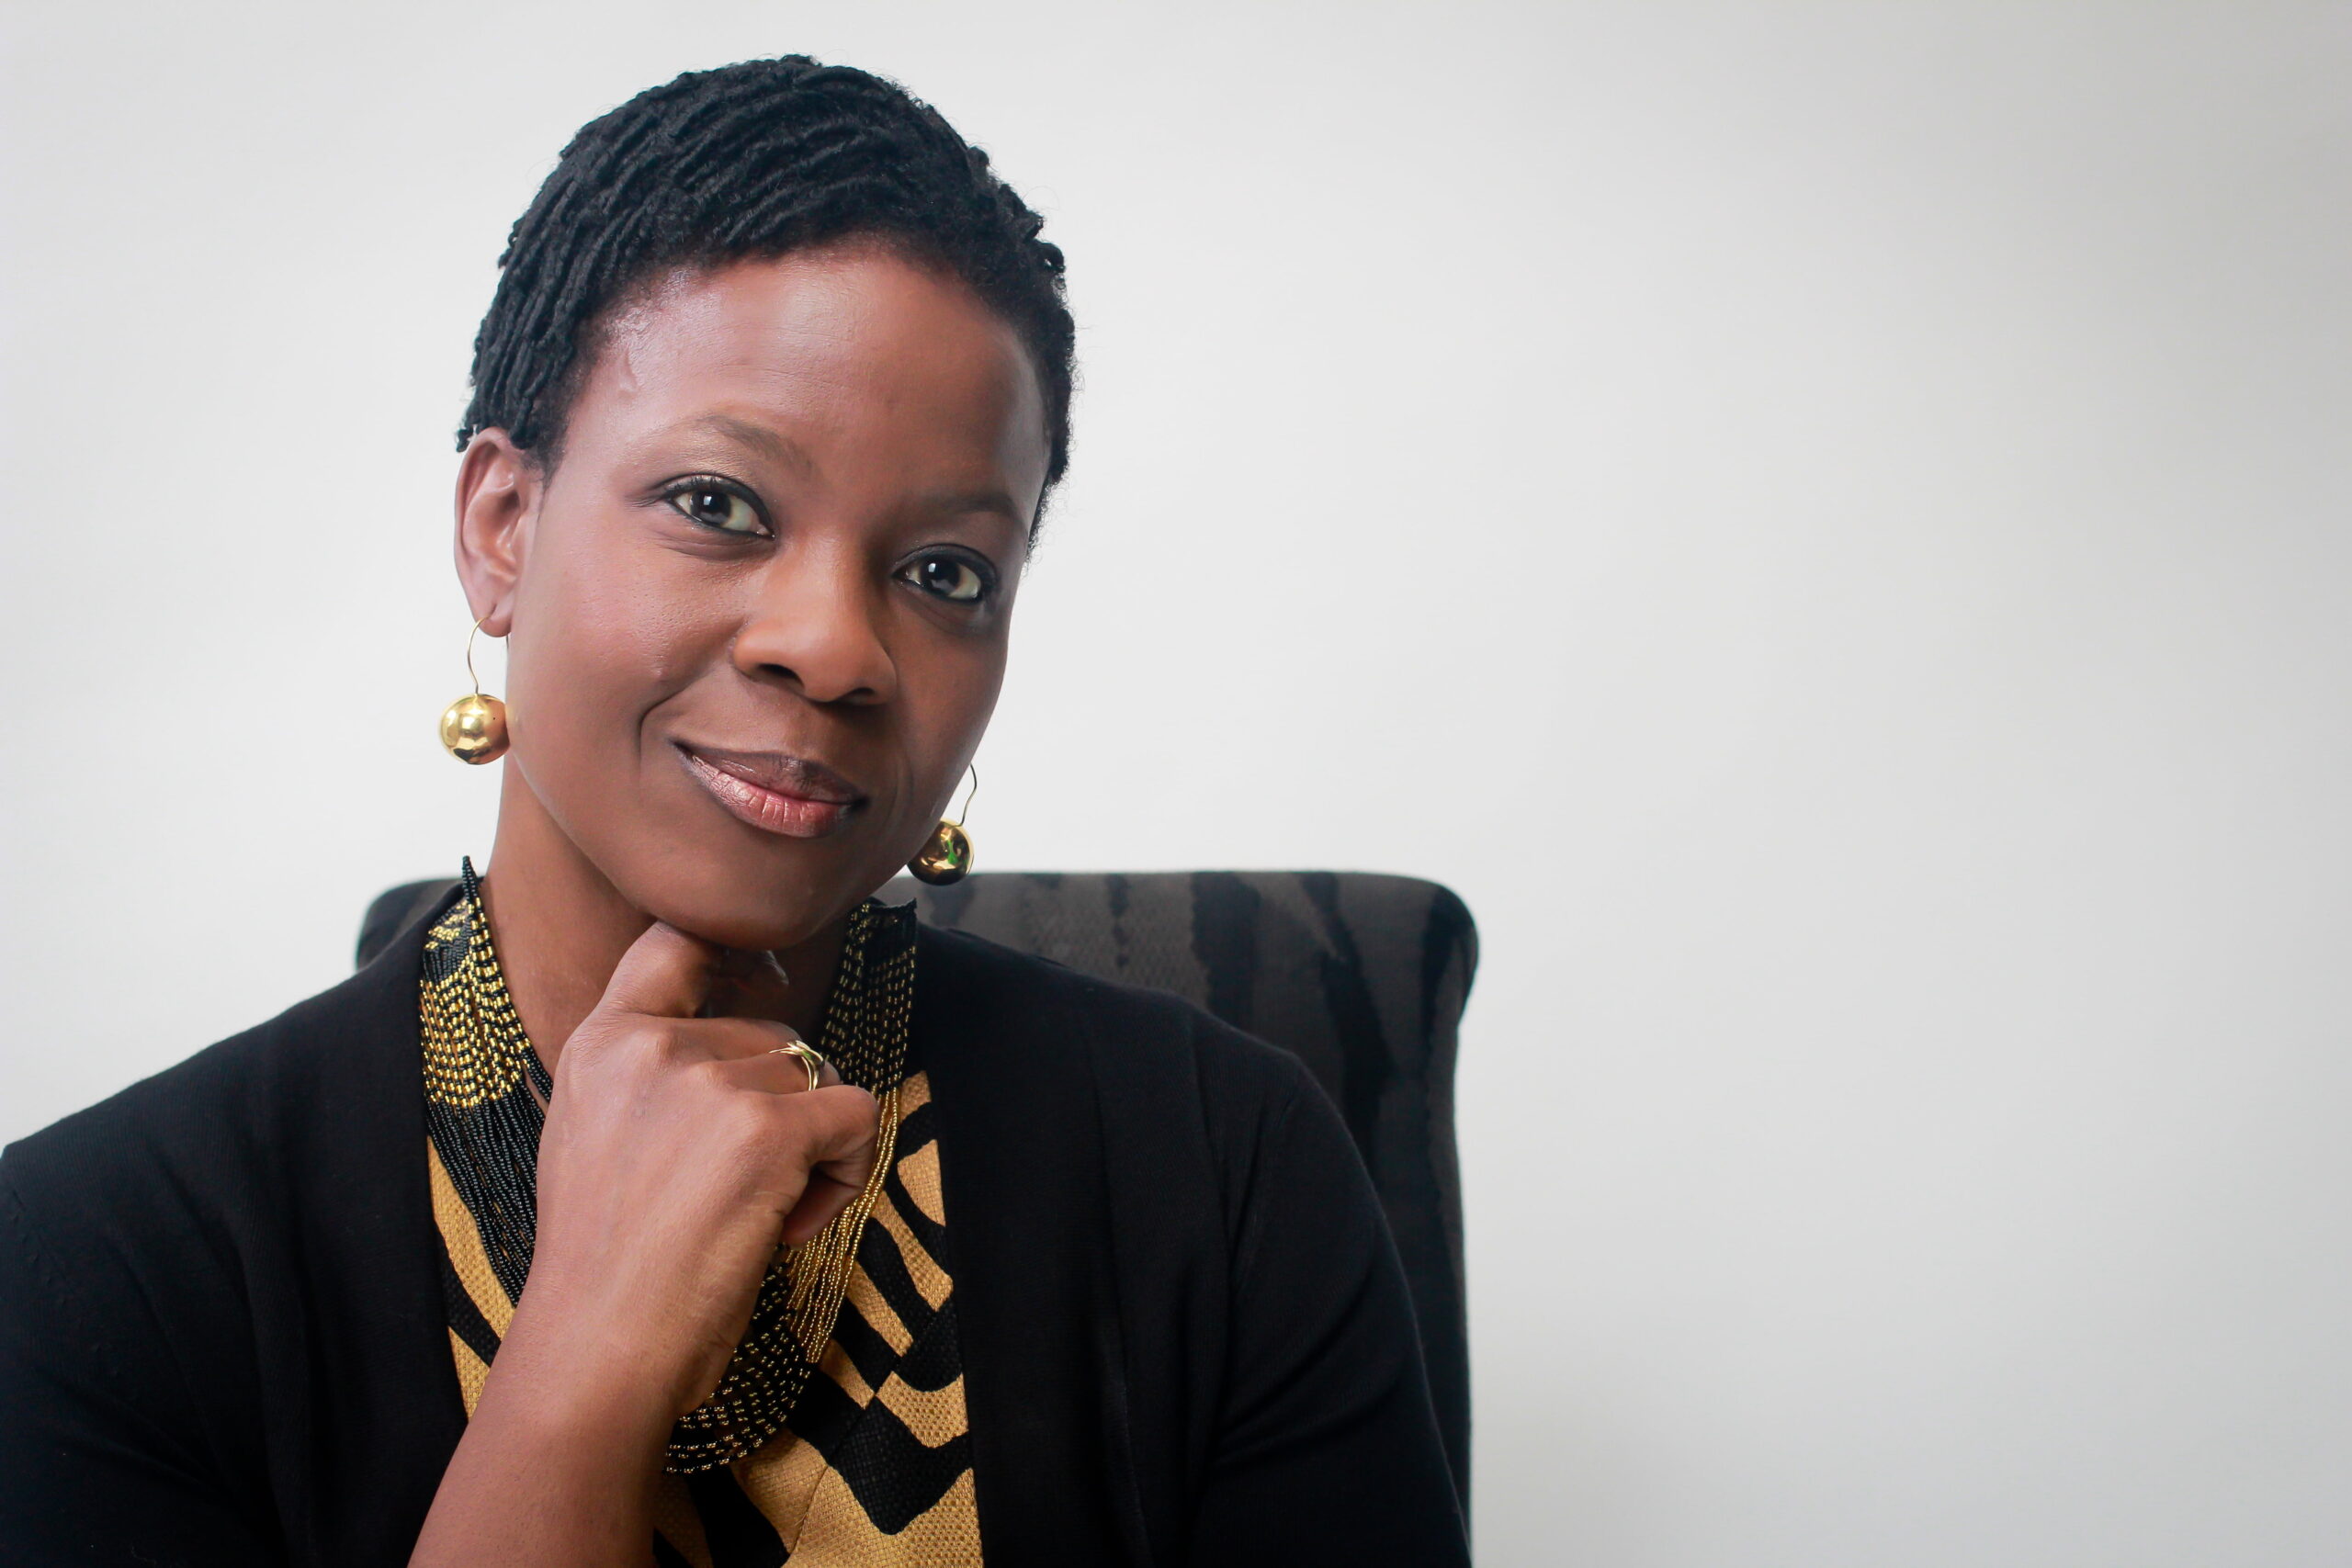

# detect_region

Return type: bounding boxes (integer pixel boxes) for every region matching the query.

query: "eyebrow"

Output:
[662,412,819,477]
[650,414,1029,527]
[912,486,1028,526]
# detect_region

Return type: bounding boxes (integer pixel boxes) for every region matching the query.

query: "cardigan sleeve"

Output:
[1186,1051,1471,1566]
[0,1164,277,1567]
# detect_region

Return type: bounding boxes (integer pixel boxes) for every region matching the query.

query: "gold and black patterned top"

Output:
[420,867,979,1565]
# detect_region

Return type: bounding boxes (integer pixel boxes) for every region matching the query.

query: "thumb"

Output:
[594,920,719,1020]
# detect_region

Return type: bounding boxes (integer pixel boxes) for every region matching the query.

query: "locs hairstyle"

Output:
[457,57,1075,519]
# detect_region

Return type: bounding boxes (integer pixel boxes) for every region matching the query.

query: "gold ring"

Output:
[766,1040,829,1092]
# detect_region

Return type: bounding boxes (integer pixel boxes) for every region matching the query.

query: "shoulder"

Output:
[0,905,461,1556]
[912,920,1338,1233]
[0,916,435,1292]
[915,919,1324,1120]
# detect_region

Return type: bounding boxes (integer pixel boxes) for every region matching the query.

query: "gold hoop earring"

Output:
[909,764,978,885]
[439,617,510,765]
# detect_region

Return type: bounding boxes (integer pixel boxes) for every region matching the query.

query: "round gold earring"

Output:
[909,764,978,885]
[438,617,510,765]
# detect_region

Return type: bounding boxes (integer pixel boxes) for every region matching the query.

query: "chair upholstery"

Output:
[357,869,1476,1497]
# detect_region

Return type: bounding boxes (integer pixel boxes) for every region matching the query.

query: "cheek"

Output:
[506,515,730,761]
[903,642,1010,810]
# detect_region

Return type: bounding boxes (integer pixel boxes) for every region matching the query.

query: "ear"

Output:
[453,429,544,637]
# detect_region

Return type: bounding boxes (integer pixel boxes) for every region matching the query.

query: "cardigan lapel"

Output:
[916,925,1150,1566]
[277,891,469,1561]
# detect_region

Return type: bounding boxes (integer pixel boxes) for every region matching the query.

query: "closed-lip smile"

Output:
[677,743,865,839]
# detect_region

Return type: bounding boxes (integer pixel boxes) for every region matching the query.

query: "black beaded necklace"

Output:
[418,858,919,1472]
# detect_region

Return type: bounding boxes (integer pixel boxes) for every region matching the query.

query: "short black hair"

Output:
[458,57,1073,513]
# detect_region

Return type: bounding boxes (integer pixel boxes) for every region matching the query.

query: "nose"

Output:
[729,540,898,706]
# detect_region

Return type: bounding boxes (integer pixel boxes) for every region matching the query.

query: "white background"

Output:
[4,4,2349,1562]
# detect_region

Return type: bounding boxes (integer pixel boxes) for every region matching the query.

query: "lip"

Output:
[677,743,866,839]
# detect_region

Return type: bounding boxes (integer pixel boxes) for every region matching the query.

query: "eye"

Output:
[899,553,991,604]
[662,477,767,536]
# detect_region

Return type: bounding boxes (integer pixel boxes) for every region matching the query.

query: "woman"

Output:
[0,58,1466,1568]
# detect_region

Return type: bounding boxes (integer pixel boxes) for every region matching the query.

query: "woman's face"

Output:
[455,244,1049,951]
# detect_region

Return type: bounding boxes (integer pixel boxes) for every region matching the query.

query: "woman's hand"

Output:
[410,920,880,1568]
[525,920,878,1416]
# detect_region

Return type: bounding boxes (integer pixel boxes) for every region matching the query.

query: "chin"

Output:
[639,846,894,953]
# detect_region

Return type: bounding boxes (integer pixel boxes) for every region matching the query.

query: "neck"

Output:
[475,771,849,1069]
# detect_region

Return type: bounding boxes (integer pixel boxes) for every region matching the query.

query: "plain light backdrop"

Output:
[4,3,2348,1562]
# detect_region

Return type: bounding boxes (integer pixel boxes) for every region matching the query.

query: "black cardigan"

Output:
[0,908,1468,1567]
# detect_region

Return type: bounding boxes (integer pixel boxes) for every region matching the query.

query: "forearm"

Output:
[407,1315,673,1568]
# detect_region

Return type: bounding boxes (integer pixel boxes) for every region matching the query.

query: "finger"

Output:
[785,1085,881,1175]
[779,1168,863,1246]
[774,1087,882,1244]
[595,921,720,1021]
[673,1016,810,1065]
[708,1047,845,1094]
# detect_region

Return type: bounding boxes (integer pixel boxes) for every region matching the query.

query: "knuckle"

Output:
[729,1019,798,1057]
[560,1018,614,1058]
[726,1086,781,1137]
[682,1054,735,1095]
[595,1016,663,1055]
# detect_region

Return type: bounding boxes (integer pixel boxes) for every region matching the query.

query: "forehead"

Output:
[567,246,1049,502]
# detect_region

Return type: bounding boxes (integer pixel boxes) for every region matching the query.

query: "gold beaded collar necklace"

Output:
[417,859,919,1472]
